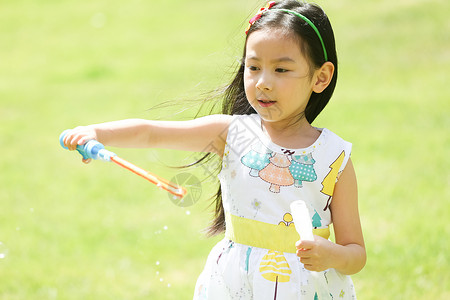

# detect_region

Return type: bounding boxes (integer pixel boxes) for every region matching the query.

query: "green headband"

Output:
[246,2,328,62]
[274,9,328,62]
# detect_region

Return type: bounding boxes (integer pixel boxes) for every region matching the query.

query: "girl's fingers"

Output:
[63,132,78,150]
[296,240,314,250]
[78,136,93,146]
[64,135,76,151]
[300,257,311,265]
[82,158,92,164]
[77,137,87,145]
[63,130,93,151]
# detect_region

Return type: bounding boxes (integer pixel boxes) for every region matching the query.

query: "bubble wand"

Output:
[290,200,331,300]
[59,130,187,199]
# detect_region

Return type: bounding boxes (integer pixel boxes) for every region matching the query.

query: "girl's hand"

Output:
[295,235,335,272]
[296,159,366,275]
[63,126,97,163]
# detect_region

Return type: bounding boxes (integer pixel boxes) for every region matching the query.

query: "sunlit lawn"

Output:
[0,0,448,299]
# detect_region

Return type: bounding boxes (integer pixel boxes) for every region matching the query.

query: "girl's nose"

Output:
[255,72,272,91]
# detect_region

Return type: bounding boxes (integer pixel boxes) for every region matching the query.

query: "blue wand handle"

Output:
[59,130,116,161]
[59,129,188,198]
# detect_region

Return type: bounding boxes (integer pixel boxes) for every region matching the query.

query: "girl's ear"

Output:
[312,62,334,93]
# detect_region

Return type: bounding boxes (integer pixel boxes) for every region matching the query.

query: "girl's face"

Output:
[244,29,317,127]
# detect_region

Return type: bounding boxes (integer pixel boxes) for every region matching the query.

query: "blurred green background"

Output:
[0,0,448,299]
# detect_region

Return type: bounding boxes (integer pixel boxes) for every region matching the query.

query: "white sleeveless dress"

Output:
[194,114,356,300]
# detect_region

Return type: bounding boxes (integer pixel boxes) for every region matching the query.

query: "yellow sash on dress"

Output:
[224,213,330,253]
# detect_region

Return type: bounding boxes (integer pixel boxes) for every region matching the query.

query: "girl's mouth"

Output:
[257,100,276,107]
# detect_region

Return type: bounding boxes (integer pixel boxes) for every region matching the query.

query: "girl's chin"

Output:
[252,107,283,122]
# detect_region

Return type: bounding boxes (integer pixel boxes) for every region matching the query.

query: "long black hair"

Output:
[203,0,338,236]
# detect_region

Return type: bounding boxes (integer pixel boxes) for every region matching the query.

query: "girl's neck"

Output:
[260,116,321,149]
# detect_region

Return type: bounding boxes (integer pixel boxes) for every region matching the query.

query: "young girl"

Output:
[63,1,366,298]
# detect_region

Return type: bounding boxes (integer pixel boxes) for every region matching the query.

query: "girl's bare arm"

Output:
[327,158,366,274]
[63,114,233,157]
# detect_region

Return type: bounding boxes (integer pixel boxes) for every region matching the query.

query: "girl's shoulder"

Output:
[223,114,261,137]
[315,128,353,174]
[318,128,352,148]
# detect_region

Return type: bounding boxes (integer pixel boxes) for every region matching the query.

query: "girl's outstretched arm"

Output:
[63,114,233,157]
[296,158,366,275]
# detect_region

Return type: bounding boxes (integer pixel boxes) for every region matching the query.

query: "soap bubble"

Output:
[0,242,8,259]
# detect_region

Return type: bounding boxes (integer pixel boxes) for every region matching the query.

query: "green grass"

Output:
[0,0,448,299]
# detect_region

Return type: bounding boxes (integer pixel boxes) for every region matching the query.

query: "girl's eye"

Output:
[247,65,259,71]
[275,68,289,73]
